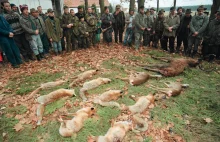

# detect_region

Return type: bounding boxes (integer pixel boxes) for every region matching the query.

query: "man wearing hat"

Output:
[31,8,50,54]
[134,6,147,50]
[45,8,63,55]
[176,9,192,54]
[85,7,98,47]
[113,5,125,43]
[2,1,34,62]
[75,5,85,20]
[78,16,90,48]
[202,12,220,61]
[162,7,180,53]
[20,4,44,61]
[153,10,165,48]
[187,5,209,58]
[143,9,154,47]
[61,6,72,52]
[101,6,115,44]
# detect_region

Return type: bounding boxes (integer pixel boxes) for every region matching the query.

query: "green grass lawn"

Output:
[0,49,219,142]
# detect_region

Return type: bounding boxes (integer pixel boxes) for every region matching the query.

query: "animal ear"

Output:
[91,107,94,110]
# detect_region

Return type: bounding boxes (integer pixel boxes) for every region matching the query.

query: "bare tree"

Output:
[210,0,220,20]
[129,0,135,12]
[138,0,145,10]
[99,0,104,15]
[85,0,88,11]
[157,0,159,12]
[173,0,176,8]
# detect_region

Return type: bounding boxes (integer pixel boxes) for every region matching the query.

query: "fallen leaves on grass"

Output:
[204,118,213,123]
[13,122,23,132]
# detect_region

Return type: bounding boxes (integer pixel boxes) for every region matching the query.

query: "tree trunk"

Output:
[85,0,88,12]
[138,0,145,10]
[210,0,220,20]
[173,0,176,9]
[52,0,62,17]
[157,0,159,12]
[99,0,104,15]
[129,0,135,11]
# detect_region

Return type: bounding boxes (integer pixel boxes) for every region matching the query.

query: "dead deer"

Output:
[141,56,200,77]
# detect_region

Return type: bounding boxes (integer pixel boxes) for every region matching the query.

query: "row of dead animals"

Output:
[26,57,198,140]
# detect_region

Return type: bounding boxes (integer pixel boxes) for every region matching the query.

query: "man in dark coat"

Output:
[75,6,85,20]
[202,12,220,61]
[101,6,115,45]
[176,9,192,54]
[113,5,125,43]
[0,15,22,68]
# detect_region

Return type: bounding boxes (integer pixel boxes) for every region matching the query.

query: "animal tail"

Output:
[24,87,42,101]
[98,100,121,108]
[132,114,148,132]
[149,74,162,78]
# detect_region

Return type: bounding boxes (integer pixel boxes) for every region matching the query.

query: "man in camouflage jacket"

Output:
[69,9,79,50]
[78,17,90,48]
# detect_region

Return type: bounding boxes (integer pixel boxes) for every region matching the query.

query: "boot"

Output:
[176,46,180,53]
[12,64,20,68]
[191,51,197,58]
[28,55,35,61]
[23,56,29,62]
[36,54,41,61]
[39,53,45,59]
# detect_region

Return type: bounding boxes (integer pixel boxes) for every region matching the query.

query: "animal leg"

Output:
[151,56,172,62]
[36,104,45,125]
[143,67,161,73]
[79,88,88,101]
[116,76,129,82]
[149,74,162,78]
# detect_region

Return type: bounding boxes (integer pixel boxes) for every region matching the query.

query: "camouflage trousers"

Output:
[79,36,90,48]
[89,31,96,47]
[135,32,143,49]
[62,31,72,52]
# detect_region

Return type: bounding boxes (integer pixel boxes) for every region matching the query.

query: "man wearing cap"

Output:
[153,10,165,48]
[61,6,72,52]
[187,5,209,58]
[202,12,220,61]
[78,16,90,48]
[123,9,135,46]
[2,1,34,62]
[85,7,98,47]
[75,6,85,20]
[143,9,154,47]
[30,8,50,54]
[134,6,147,50]
[45,8,63,55]
[37,6,48,21]
[101,6,115,44]
[150,7,157,21]
[20,4,44,61]
[162,7,180,53]
[69,9,79,50]
[176,9,192,54]
[113,5,125,43]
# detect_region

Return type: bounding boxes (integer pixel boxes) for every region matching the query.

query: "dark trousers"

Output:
[103,29,113,43]
[188,36,201,53]
[202,41,219,57]
[162,36,175,52]
[79,36,89,48]
[177,34,189,53]
[123,27,133,46]
[61,36,65,51]
[13,32,32,58]
[40,33,50,54]
[154,31,163,48]
[0,37,22,66]
[143,31,150,46]
[114,28,123,43]
[71,34,79,50]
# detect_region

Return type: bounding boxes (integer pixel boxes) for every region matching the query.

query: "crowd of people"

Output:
[0,1,220,68]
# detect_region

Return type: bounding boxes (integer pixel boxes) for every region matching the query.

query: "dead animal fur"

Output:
[79,78,111,101]
[93,90,124,108]
[36,89,76,125]
[149,81,189,97]
[58,107,96,137]
[117,72,162,86]
[132,114,148,132]
[88,121,132,142]
[69,70,98,87]
[25,80,66,101]
[121,94,154,114]
[141,57,200,77]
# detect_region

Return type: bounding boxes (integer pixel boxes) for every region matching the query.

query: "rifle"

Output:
[101,26,112,33]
